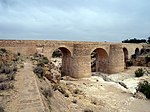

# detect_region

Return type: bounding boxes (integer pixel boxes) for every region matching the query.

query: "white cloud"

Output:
[0,0,150,41]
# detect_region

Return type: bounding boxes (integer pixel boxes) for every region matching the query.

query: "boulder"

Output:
[133,92,146,100]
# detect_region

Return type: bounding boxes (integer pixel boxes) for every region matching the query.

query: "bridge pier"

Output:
[71,56,91,78]
[71,44,91,78]
[108,44,124,74]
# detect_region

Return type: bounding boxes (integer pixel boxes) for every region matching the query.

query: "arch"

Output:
[135,48,140,56]
[51,47,72,77]
[123,47,128,60]
[91,48,108,73]
[123,47,129,68]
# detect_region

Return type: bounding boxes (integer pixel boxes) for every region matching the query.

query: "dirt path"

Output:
[8,62,46,112]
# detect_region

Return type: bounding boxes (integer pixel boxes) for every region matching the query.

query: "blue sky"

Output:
[0,0,150,42]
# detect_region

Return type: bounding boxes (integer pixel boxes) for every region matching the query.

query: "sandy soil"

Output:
[1,61,150,112]
[50,66,150,112]
[6,62,47,112]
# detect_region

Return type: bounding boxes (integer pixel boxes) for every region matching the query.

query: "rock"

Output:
[133,92,146,100]
[122,78,139,94]
[100,74,112,82]
[119,81,128,89]
[44,71,52,80]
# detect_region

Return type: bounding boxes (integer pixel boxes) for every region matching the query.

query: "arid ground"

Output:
[1,58,150,112]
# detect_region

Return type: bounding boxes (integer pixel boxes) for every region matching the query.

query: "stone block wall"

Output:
[0,40,143,78]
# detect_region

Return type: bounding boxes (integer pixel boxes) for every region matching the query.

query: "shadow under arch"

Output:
[123,47,129,68]
[131,48,140,59]
[51,47,72,77]
[91,48,109,73]
[135,48,140,57]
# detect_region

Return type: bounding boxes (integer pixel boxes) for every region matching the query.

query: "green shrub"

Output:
[135,68,145,77]
[7,73,15,81]
[138,81,150,99]
[52,49,62,58]
[42,57,49,64]
[33,66,44,78]
[0,83,14,90]
[42,88,53,98]
[0,48,7,53]
[0,64,5,73]
[52,84,69,97]
[12,66,17,72]
[20,64,24,68]
[37,61,44,67]
[37,56,49,65]
[0,76,7,83]
[126,60,133,67]
[4,66,11,74]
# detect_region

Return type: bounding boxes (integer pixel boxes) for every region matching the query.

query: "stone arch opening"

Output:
[135,48,140,57]
[52,47,72,77]
[91,48,108,73]
[131,48,140,59]
[123,47,129,68]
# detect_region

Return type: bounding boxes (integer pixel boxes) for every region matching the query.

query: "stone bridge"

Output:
[0,40,144,78]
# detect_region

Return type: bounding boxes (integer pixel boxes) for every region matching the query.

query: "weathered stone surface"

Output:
[17,62,47,112]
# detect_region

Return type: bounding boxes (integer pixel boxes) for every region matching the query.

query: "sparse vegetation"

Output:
[32,53,50,79]
[0,83,14,90]
[52,84,69,97]
[7,73,15,81]
[122,38,147,43]
[91,50,96,72]
[33,66,44,78]
[0,48,23,111]
[20,64,24,68]
[52,49,62,58]
[135,68,145,77]
[148,37,150,44]
[0,48,7,53]
[126,60,133,67]
[42,57,49,64]
[31,53,49,64]
[32,53,62,83]
[0,48,19,84]
[138,81,150,99]
[42,87,53,98]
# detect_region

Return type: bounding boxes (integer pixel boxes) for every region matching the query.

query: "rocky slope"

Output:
[36,58,150,112]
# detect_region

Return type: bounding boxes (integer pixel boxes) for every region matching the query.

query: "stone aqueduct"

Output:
[0,40,143,78]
